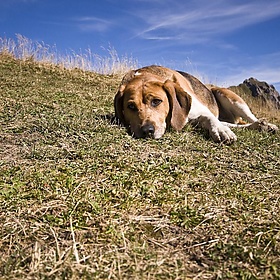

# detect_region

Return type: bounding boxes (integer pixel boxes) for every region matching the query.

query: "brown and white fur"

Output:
[114,65,278,143]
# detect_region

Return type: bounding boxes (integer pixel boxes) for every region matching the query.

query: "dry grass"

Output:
[0,34,138,74]
[0,41,280,279]
[229,85,280,124]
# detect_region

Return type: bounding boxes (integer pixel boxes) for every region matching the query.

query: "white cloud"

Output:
[217,52,280,89]
[12,0,37,2]
[222,68,280,87]
[0,0,37,7]
[75,17,112,33]
[133,0,280,42]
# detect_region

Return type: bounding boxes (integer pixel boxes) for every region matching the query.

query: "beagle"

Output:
[114,65,278,143]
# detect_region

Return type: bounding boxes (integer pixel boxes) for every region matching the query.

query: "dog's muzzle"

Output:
[141,123,155,138]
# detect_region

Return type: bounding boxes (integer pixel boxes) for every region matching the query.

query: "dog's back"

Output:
[177,71,218,116]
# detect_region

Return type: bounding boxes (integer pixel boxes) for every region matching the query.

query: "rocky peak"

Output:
[241,77,280,109]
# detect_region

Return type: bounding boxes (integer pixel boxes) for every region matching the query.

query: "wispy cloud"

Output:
[132,0,280,42]
[0,0,37,7]
[217,52,280,88]
[11,0,37,2]
[74,16,112,32]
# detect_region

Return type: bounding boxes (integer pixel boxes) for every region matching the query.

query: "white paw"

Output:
[249,119,279,133]
[268,123,279,133]
[210,124,237,143]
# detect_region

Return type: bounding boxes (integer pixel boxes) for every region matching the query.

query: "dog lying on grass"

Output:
[114,65,278,143]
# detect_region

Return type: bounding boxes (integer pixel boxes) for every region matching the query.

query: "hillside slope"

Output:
[0,54,279,279]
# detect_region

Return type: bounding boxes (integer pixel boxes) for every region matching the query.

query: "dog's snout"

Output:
[141,124,155,138]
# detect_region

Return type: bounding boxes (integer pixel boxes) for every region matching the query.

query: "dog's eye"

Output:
[127,103,137,111]
[151,99,162,107]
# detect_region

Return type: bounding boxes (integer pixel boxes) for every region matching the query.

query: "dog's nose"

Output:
[141,124,155,138]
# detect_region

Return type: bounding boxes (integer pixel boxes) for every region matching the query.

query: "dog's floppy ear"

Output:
[163,80,192,131]
[114,87,125,125]
[114,70,136,125]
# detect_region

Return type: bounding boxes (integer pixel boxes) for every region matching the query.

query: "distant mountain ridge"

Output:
[235,77,280,109]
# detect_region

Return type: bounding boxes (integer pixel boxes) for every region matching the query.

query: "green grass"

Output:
[0,53,280,279]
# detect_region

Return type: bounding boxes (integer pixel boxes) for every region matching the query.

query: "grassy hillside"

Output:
[0,53,280,279]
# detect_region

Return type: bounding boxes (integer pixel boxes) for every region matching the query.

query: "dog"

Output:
[114,65,278,143]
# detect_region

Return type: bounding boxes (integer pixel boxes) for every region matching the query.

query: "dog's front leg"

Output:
[193,115,237,143]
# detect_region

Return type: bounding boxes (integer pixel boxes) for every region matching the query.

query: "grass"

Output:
[0,44,280,279]
[0,34,138,74]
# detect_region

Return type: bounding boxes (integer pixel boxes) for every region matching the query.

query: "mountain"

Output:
[237,77,280,109]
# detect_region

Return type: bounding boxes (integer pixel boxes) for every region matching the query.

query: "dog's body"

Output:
[114,65,278,143]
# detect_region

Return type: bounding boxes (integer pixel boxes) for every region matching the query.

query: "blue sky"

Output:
[1,0,280,90]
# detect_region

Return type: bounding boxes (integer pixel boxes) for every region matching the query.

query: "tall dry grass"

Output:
[0,34,138,74]
[229,85,280,123]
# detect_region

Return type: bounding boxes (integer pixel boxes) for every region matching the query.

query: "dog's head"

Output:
[114,73,192,139]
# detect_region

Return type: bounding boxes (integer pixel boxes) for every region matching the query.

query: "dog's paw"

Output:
[249,119,279,134]
[210,124,237,144]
